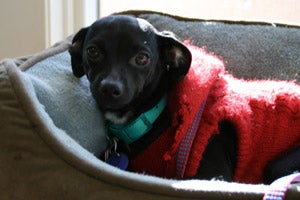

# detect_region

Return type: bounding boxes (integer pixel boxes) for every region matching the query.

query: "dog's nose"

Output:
[100,79,124,99]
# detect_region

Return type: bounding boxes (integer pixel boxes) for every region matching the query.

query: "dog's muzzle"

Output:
[93,78,132,110]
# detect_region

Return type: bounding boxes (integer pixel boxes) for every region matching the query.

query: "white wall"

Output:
[0,0,98,59]
[0,0,47,59]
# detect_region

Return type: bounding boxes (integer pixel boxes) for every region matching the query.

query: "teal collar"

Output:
[107,94,167,144]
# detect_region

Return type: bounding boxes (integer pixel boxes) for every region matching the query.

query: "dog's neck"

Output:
[106,94,168,144]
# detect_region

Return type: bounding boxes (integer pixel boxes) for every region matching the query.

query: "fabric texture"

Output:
[1,10,300,199]
[123,10,300,83]
[131,44,300,184]
[25,49,107,156]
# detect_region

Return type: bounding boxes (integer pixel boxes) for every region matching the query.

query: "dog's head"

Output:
[69,15,191,123]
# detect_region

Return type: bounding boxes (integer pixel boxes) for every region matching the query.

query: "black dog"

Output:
[69,15,300,183]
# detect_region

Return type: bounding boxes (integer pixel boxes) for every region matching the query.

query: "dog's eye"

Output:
[134,52,150,66]
[87,46,103,61]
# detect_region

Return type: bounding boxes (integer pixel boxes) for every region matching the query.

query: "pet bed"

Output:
[1,10,300,199]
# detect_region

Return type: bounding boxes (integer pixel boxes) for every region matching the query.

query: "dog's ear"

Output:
[157,31,192,82]
[69,27,89,78]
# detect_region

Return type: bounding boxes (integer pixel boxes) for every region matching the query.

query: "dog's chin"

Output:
[104,111,134,125]
[99,103,133,124]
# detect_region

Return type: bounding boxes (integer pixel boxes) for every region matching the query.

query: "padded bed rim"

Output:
[1,37,268,200]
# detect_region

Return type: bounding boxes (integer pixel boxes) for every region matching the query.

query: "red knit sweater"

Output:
[130,44,300,184]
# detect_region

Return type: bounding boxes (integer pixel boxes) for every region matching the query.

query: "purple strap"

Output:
[263,173,300,200]
[176,99,207,178]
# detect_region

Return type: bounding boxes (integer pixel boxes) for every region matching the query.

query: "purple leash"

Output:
[176,98,207,178]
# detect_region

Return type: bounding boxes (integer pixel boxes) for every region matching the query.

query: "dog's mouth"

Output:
[97,98,138,124]
[94,90,138,112]
[95,91,143,124]
[95,96,132,111]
